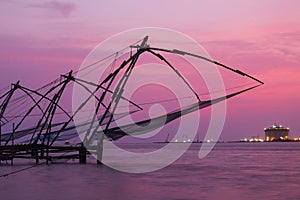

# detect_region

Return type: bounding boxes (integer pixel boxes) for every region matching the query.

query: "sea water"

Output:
[1,142,300,200]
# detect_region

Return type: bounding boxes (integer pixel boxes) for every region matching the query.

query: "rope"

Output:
[0,162,46,178]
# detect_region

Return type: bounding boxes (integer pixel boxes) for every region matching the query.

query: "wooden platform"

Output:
[0,144,89,165]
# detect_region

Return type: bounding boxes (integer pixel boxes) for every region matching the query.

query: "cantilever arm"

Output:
[148,47,264,85]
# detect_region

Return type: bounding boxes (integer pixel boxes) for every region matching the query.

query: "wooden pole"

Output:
[46,135,49,165]
[35,144,39,165]
[79,144,86,164]
[0,121,2,165]
[97,134,104,165]
[11,123,15,166]
[0,121,2,148]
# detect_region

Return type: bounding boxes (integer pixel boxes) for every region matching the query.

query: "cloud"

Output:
[29,1,76,18]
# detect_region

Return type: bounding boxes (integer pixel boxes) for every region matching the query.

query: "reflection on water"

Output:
[1,143,300,200]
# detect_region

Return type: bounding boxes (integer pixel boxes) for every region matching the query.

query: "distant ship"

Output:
[264,124,289,141]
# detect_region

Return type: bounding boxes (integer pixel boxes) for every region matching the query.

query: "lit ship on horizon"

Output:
[264,124,289,141]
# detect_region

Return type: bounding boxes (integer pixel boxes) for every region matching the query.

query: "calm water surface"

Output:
[1,142,300,200]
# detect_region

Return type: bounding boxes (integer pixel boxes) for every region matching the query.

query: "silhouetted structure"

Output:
[0,36,264,165]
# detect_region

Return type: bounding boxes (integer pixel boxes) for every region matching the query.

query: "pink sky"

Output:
[0,0,300,140]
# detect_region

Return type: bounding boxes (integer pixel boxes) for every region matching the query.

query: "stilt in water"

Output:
[11,123,15,166]
[34,145,39,165]
[0,120,2,166]
[79,144,87,164]
[97,134,104,165]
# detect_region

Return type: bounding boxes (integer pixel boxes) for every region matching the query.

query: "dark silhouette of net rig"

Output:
[0,36,264,169]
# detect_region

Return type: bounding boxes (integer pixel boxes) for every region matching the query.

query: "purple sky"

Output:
[0,0,300,140]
